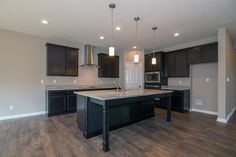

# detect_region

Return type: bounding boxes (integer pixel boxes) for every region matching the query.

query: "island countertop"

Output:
[74,88,173,101]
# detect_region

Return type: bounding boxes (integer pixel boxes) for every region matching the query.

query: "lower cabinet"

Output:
[155,90,190,112]
[46,90,77,116]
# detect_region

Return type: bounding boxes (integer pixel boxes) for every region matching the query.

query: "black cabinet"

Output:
[98,53,119,78]
[166,51,189,77]
[145,54,153,72]
[46,43,79,76]
[166,52,175,77]
[67,91,77,112]
[66,48,78,76]
[145,52,161,72]
[187,47,202,65]
[155,90,190,112]
[47,91,67,116]
[201,43,218,63]
[175,50,189,77]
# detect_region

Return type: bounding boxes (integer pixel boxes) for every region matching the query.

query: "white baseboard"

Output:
[0,111,46,121]
[190,108,218,116]
[217,106,236,123]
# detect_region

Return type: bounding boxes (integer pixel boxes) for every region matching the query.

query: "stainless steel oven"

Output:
[145,71,161,83]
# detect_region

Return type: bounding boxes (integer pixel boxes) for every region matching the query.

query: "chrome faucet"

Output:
[116,83,125,92]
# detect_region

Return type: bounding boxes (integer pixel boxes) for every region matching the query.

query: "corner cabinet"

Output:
[46,43,79,76]
[98,53,119,78]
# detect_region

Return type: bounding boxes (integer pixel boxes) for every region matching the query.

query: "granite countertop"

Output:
[74,89,173,101]
[45,84,116,91]
[161,86,190,91]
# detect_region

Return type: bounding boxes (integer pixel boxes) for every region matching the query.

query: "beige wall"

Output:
[218,28,236,120]
[191,63,218,112]
[0,29,122,117]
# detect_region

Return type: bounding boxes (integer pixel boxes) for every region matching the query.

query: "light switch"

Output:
[227,77,230,82]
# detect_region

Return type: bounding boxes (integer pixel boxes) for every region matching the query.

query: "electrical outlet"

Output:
[53,80,57,84]
[10,105,14,110]
[195,99,203,106]
[40,80,44,84]
[179,80,183,84]
[73,80,77,84]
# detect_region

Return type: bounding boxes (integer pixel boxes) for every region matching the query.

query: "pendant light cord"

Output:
[153,29,156,57]
[111,8,114,47]
[135,19,138,55]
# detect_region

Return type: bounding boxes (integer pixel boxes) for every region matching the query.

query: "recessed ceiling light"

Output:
[133,46,137,49]
[174,33,180,37]
[41,20,48,24]
[116,26,121,31]
[100,36,104,40]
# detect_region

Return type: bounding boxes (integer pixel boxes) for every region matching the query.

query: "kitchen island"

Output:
[75,89,173,152]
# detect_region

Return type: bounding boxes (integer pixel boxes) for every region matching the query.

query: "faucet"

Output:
[116,83,125,92]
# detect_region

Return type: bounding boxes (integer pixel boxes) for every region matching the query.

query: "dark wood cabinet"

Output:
[145,53,161,72]
[145,54,153,72]
[166,52,175,77]
[47,91,67,116]
[46,43,79,76]
[174,50,189,77]
[201,43,218,63]
[155,90,190,112]
[47,44,66,76]
[98,53,119,78]
[66,48,78,76]
[187,47,202,65]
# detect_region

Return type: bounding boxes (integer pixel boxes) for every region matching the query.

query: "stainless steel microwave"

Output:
[145,72,161,83]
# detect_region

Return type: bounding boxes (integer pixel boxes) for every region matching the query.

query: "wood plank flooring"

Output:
[0,109,236,157]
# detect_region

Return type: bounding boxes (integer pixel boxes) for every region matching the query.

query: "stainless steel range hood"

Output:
[80,44,98,67]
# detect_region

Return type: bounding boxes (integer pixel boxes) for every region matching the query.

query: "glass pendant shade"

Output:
[152,57,156,64]
[109,47,115,56]
[134,54,139,63]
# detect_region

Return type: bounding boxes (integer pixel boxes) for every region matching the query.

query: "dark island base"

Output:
[83,113,155,138]
[77,95,156,139]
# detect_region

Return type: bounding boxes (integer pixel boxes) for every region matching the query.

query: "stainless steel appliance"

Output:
[145,71,161,83]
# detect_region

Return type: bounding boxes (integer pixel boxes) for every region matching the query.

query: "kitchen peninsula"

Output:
[75,89,173,152]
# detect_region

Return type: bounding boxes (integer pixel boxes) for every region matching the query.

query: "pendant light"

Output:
[109,3,115,56]
[134,17,140,63]
[152,27,157,64]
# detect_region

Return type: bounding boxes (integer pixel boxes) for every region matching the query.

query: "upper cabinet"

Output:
[166,50,189,77]
[98,53,119,78]
[187,47,202,65]
[201,43,218,63]
[46,43,79,76]
[145,52,162,72]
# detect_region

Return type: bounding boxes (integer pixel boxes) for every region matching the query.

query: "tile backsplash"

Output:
[168,77,191,87]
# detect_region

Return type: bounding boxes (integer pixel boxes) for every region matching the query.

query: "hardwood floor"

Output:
[0,109,236,157]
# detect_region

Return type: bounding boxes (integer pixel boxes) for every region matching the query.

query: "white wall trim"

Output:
[190,108,218,115]
[0,111,46,120]
[217,106,236,123]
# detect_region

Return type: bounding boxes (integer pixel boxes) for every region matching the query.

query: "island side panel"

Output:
[77,95,88,134]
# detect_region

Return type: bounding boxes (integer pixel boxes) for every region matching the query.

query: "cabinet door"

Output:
[109,56,119,78]
[166,53,175,77]
[47,44,66,76]
[145,54,153,72]
[67,95,76,112]
[48,95,67,116]
[152,53,161,71]
[66,48,78,76]
[98,54,110,77]
[187,47,202,65]
[201,43,218,63]
[175,50,189,77]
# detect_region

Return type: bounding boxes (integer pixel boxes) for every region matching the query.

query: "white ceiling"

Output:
[0,0,236,51]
